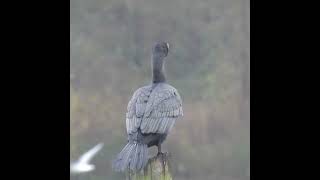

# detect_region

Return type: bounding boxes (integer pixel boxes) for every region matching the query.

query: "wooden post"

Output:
[127,153,173,180]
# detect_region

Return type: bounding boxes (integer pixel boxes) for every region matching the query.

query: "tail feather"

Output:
[112,142,148,172]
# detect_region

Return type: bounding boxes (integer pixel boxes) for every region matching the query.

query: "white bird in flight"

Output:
[70,143,104,174]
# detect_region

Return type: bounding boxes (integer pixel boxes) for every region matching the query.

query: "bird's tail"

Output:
[112,142,148,172]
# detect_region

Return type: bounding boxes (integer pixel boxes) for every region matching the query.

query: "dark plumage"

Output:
[112,42,183,172]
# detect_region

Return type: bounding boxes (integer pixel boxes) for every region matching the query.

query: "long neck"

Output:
[152,55,166,83]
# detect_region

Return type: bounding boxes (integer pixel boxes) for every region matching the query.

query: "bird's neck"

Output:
[152,56,166,83]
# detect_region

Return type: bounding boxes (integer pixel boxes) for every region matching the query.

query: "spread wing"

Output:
[126,84,183,135]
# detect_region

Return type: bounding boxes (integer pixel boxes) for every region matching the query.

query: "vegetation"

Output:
[70,0,250,180]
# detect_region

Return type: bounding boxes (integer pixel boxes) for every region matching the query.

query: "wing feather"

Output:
[126,84,183,135]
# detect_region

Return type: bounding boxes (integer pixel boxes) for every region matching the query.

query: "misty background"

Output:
[70,0,250,179]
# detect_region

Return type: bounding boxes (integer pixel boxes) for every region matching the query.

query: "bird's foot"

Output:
[157,151,168,157]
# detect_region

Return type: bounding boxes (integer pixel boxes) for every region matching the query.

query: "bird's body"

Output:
[70,143,104,174]
[126,83,182,143]
[113,42,183,172]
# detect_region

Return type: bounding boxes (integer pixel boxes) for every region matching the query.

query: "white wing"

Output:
[78,143,104,163]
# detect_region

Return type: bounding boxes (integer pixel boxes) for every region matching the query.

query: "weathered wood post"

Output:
[126,153,173,180]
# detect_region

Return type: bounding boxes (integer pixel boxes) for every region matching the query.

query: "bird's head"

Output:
[152,42,169,59]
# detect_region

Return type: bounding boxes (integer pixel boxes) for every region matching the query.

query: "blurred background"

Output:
[70,0,250,179]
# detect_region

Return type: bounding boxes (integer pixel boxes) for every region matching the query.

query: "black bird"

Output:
[112,42,183,172]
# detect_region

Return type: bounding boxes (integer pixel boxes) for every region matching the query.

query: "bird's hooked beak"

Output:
[165,42,170,57]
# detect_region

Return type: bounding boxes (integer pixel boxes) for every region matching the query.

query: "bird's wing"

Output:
[126,85,152,134]
[140,84,183,134]
[78,143,104,163]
